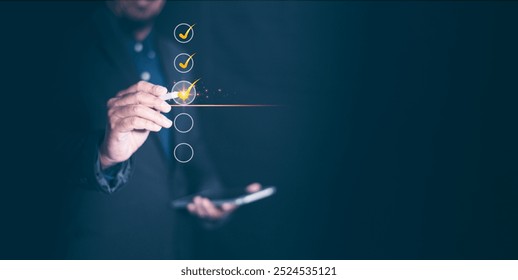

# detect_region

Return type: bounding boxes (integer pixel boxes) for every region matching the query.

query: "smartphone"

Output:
[171,186,276,209]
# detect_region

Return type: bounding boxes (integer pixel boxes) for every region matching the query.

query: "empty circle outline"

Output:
[174,113,194,133]
[173,143,194,163]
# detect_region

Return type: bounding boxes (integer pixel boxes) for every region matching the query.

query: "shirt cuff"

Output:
[94,153,132,194]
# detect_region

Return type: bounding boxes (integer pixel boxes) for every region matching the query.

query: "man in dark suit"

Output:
[52,0,260,259]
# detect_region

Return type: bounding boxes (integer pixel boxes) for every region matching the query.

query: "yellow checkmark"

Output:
[178,53,195,69]
[177,79,200,102]
[179,24,195,40]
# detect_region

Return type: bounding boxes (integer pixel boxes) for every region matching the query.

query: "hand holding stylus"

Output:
[99,81,172,169]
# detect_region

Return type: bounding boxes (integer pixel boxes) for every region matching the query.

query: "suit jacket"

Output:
[52,7,221,259]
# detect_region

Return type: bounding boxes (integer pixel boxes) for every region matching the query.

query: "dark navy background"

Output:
[2,1,518,259]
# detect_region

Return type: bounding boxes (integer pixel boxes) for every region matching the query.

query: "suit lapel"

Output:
[93,8,139,85]
[155,35,180,90]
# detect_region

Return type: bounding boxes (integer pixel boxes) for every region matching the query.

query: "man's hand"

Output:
[187,183,262,220]
[99,81,172,169]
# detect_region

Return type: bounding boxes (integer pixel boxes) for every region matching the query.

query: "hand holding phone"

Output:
[172,186,276,209]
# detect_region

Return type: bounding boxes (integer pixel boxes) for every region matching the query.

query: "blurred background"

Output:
[1,0,518,259]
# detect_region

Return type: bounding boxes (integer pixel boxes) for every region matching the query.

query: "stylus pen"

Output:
[160,91,179,100]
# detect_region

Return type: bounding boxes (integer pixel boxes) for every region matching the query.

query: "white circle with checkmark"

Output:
[173,23,194,43]
[174,53,194,73]
[171,80,197,105]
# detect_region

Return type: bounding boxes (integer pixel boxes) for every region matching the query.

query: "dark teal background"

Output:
[2,1,518,259]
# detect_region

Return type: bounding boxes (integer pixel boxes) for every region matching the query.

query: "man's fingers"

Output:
[117,81,168,97]
[189,197,236,219]
[221,203,237,212]
[187,203,197,215]
[111,105,172,129]
[246,182,262,193]
[202,198,224,219]
[110,91,171,113]
[117,116,162,132]
[193,196,208,218]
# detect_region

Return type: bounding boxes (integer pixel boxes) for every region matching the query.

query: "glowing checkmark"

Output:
[177,79,200,102]
[179,24,195,40]
[178,53,195,69]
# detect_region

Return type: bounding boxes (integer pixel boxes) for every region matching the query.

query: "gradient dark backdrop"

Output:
[1,1,518,259]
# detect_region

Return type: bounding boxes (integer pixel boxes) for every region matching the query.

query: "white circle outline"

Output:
[173,113,194,133]
[173,23,194,44]
[173,53,194,73]
[171,80,197,105]
[173,143,194,163]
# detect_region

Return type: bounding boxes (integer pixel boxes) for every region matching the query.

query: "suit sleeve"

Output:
[94,152,133,194]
